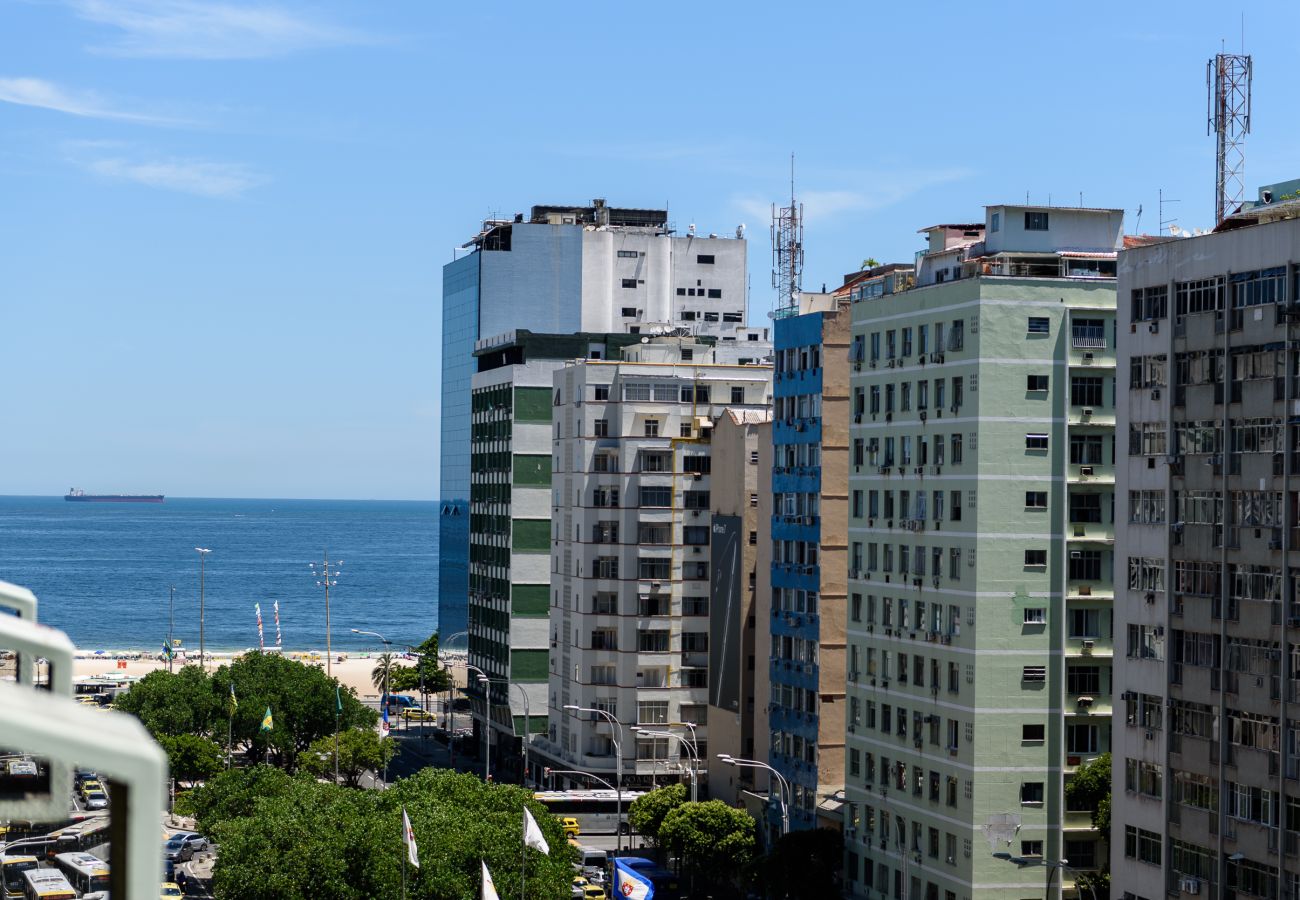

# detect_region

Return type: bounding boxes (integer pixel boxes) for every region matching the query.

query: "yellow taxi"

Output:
[401,708,435,722]
[557,816,580,837]
[160,883,184,899]
[79,780,104,799]
[583,886,607,900]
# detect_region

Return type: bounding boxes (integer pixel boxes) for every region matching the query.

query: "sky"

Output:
[1,1,1297,501]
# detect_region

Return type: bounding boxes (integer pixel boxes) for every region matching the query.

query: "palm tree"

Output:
[371,652,395,696]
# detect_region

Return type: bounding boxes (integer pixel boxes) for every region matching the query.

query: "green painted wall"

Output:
[514,387,552,422]
[510,649,549,682]
[511,584,550,617]
[513,454,552,486]
[512,519,550,553]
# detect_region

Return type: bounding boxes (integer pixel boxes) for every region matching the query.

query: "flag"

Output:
[380,706,390,738]
[261,706,273,732]
[335,685,343,716]
[402,807,420,868]
[273,599,282,648]
[480,860,499,900]
[229,683,238,712]
[255,603,265,651]
[613,859,655,900]
[162,642,174,660]
[522,806,549,855]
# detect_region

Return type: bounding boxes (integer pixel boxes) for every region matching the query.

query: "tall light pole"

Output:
[309,552,342,680]
[992,853,1096,900]
[466,664,492,782]
[194,548,210,669]
[167,585,176,674]
[717,754,790,835]
[566,704,626,851]
[352,629,392,785]
[479,676,532,786]
[634,728,698,801]
[439,631,467,768]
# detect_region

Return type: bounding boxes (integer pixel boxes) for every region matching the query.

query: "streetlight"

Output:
[565,704,626,851]
[309,552,341,680]
[991,852,1096,900]
[438,632,468,768]
[351,629,392,786]
[633,728,699,801]
[479,676,533,786]
[167,585,176,674]
[466,664,491,782]
[717,754,790,835]
[194,548,210,669]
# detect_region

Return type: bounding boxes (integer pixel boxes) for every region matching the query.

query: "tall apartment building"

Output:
[1111,189,1300,900]
[533,337,773,791]
[469,330,641,779]
[705,407,773,809]
[844,207,1122,899]
[440,201,749,637]
[768,288,858,830]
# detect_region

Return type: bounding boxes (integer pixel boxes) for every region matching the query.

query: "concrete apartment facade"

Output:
[706,408,773,809]
[844,207,1122,899]
[533,338,773,792]
[468,330,641,780]
[439,201,749,638]
[769,290,856,831]
[1111,200,1300,900]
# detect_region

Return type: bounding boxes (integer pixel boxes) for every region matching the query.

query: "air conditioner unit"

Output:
[920,411,927,422]
[1152,388,1161,400]
[1181,877,1200,895]
[1077,696,1094,708]
[1081,640,1094,653]
[1082,352,1095,364]
[1070,550,1082,559]
[1081,407,1094,418]
[1149,321,1159,334]
[1080,465,1094,476]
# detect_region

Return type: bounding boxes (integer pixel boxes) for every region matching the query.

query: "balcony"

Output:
[1071,326,1107,349]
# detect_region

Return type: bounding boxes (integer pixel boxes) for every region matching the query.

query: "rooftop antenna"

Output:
[1134,204,1143,233]
[770,153,803,319]
[1207,44,1252,224]
[1158,188,1181,235]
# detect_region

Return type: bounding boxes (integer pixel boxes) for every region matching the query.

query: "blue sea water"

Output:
[0,496,438,652]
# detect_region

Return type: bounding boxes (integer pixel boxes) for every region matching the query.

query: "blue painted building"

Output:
[769,291,853,830]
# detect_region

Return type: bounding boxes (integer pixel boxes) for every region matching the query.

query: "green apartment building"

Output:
[844,207,1122,899]
[468,329,640,782]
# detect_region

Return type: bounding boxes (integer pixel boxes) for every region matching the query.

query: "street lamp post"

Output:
[991,853,1096,900]
[565,704,626,852]
[167,585,176,674]
[351,629,392,786]
[633,728,699,802]
[479,676,532,786]
[194,548,210,669]
[309,552,342,680]
[466,664,492,782]
[717,754,790,835]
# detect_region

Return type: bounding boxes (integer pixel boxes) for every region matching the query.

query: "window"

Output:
[991,212,1001,232]
[697,254,715,265]
[621,278,638,289]
[1068,607,1100,637]
[1024,549,1047,567]
[1022,666,1047,683]
[1124,826,1162,866]
[1070,376,1104,407]
[731,386,744,404]
[1067,665,1101,694]
[1024,608,1046,625]
[594,385,610,401]
[617,250,639,258]
[1069,551,1102,582]
[644,419,660,437]
[594,418,609,437]
[1027,374,1049,392]
[1020,782,1044,805]
[639,486,672,508]
[1027,317,1051,335]
[1022,723,1045,742]
[1070,434,1103,464]
[1025,434,1049,451]
[1025,491,1047,508]
[708,288,724,300]
[1067,723,1099,753]
[621,306,637,317]
[1024,211,1049,231]
[1020,840,1044,857]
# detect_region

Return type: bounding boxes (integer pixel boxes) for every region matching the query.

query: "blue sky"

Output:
[1,1,1296,500]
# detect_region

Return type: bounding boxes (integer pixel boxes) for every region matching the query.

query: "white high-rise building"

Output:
[532,337,772,793]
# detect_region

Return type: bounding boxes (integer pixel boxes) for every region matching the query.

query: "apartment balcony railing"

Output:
[1071,327,1107,349]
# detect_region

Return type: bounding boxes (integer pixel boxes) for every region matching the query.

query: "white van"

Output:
[573,845,607,883]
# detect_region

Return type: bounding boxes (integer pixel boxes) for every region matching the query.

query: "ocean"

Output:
[0,496,439,652]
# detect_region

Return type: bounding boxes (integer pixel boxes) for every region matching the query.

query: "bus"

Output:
[52,853,109,895]
[18,869,75,900]
[0,856,38,900]
[39,817,110,860]
[531,789,644,836]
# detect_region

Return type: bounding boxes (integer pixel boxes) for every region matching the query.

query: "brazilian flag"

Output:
[261,706,274,732]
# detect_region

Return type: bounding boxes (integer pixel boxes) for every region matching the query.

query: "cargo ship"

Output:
[66,489,164,503]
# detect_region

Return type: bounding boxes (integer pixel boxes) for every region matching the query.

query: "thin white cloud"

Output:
[732,167,973,225]
[68,0,369,59]
[0,76,181,124]
[64,144,265,197]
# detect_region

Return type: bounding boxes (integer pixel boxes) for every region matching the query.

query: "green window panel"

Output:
[510,649,549,683]
[512,518,550,552]
[514,714,549,735]
[512,454,552,486]
[511,584,550,617]
[514,387,552,422]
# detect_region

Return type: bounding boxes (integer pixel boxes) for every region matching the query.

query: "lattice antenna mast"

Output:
[771,154,804,319]
[1207,51,1252,224]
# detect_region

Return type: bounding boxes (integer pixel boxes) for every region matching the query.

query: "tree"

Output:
[113,665,221,738]
[658,800,756,887]
[371,652,396,695]
[1065,753,1112,900]
[181,767,573,900]
[210,652,376,770]
[157,733,225,784]
[387,632,452,697]
[298,728,395,787]
[760,828,843,898]
[627,783,686,847]
[861,257,880,270]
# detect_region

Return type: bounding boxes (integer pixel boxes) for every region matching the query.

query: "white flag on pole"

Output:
[481,860,500,900]
[402,807,419,868]
[523,806,550,855]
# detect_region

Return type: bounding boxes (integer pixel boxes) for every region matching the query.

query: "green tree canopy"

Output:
[658,800,756,885]
[180,767,573,900]
[298,728,395,787]
[760,827,844,898]
[113,664,220,738]
[1065,752,1111,843]
[627,783,686,847]
[157,733,225,784]
[387,633,452,695]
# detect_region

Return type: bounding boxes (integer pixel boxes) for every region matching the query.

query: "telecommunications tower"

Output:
[1207,51,1252,225]
[771,155,803,318]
